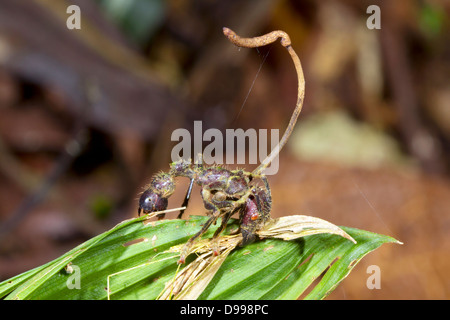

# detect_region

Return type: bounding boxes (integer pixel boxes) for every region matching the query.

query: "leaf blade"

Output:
[0,216,401,300]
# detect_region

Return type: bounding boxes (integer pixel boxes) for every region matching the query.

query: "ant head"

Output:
[138,172,175,216]
[151,172,175,198]
[138,189,168,216]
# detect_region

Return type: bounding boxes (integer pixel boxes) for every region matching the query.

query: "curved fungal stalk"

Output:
[222,27,306,176]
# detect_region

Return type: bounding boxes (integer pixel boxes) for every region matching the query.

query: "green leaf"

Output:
[0,215,400,300]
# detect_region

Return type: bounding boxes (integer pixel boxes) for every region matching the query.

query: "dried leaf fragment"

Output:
[159,235,242,300]
[257,215,356,244]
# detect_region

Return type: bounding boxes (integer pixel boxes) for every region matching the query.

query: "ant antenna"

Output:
[223,27,305,176]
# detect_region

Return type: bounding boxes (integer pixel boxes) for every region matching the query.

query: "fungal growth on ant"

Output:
[139,27,305,264]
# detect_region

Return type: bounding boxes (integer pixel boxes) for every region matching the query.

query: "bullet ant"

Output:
[138,27,305,264]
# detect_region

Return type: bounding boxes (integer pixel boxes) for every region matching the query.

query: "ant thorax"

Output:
[169,159,251,198]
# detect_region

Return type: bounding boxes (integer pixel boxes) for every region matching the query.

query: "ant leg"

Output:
[251,175,272,223]
[200,188,234,222]
[177,178,194,219]
[178,210,221,264]
[177,153,204,219]
[260,175,271,198]
[212,209,235,238]
[210,207,239,255]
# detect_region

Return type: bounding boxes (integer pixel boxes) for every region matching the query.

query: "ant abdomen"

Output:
[239,187,272,246]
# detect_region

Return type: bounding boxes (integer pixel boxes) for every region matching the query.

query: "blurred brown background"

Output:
[0,0,449,299]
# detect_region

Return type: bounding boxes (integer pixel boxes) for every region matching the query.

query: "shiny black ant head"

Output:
[138,172,175,216]
[138,189,168,216]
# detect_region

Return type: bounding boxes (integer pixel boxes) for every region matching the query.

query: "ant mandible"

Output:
[138,27,305,264]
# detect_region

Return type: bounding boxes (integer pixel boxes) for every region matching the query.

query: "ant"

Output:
[138,27,305,264]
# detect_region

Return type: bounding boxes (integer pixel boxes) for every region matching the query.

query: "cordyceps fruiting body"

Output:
[139,26,305,264]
